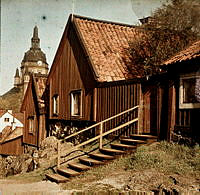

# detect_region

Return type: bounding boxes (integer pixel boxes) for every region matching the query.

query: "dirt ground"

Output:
[0,170,199,195]
[0,141,199,194]
[0,179,75,195]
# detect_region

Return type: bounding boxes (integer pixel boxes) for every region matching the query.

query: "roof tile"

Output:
[33,76,47,108]
[164,40,200,65]
[74,16,145,82]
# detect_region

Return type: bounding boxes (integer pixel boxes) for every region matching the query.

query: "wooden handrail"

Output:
[57,117,138,166]
[73,118,138,149]
[63,105,139,141]
[57,105,139,167]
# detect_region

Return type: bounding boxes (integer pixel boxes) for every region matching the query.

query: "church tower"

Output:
[14,26,48,95]
[14,68,20,87]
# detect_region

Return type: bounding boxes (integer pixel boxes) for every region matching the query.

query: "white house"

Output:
[0,110,23,132]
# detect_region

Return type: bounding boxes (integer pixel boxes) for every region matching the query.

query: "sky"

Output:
[0,0,166,95]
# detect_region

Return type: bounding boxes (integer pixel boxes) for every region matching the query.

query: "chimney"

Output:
[8,110,12,114]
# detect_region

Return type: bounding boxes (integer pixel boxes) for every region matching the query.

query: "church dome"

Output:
[22,26,47,64]
[23,48,47,63]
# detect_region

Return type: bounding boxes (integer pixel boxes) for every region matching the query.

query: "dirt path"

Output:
[0,179,74,195]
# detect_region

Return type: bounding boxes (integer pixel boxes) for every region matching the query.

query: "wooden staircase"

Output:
[46,134,157,183]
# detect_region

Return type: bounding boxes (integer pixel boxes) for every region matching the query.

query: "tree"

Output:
[152,0,200,34]
[127,0,200,76]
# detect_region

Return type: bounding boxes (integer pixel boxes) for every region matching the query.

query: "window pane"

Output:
[53,95,58,114]
[71,91,81,116]
[183,78,200,103]
[28,117,34,133]
[4,118,9,122]
[195,78,200,102]
[74,93,80,115]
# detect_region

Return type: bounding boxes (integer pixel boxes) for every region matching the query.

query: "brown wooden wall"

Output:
[38,114,46,146]
[157,79,200,140]
[141,85,162,136]
[22,81,39,146]
[0,137,23,156]
[48,26,96,121]
[96,83,141,136]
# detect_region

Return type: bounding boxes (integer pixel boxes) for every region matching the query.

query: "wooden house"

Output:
[162,40,200,142]
[0,127,23,156]
[0,109,23,133]
[0,110,24,156]
[46,14,162,138]
[21,74,47,148]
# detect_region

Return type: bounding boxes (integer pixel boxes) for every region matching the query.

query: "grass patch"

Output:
[126,141,200,176]
[80,141,200,180]
[6,141,200,192]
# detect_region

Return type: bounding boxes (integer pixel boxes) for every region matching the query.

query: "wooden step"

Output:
[110,143,136,151]
[45,173,69,183]
[130,134,157,140]
[57,167,80,177]
[79,157,105,166]
[100,148,126,155]
[89,152,115,160]
[120,138,146,145]
[68,162,91,171]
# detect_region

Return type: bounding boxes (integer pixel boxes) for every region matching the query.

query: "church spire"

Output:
[31,26,40,49]
[14,68,20,78]
[14,68,20,87]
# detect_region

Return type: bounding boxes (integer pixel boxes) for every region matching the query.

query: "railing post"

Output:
[99,122,103,149]
[57,140,61,168]
[138,86,143,135]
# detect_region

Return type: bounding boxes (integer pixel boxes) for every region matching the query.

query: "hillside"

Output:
[4,141,200,194]
[0,87,23,112]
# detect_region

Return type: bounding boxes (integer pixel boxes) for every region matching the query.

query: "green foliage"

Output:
[126,142,200,176]
[153,0,200,34]
[128,0,200,76]
[80,142,200,180]
[0,87,23,112]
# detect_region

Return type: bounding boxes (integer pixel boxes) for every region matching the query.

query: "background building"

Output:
[14,26,49,95]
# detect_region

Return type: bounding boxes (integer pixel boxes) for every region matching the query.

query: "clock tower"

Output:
[14,26,49,95]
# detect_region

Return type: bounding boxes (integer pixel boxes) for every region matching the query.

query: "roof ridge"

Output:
[72,14,137,28]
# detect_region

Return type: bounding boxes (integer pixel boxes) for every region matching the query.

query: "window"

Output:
[53,94,59,115]
[180,74,200,109]
[4,118,9,122]
[28,116,34,133]
[71,90,82,116]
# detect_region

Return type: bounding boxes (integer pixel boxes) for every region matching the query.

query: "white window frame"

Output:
[71,90,82,117]
[179,73,200,109]
[53,94,59,115]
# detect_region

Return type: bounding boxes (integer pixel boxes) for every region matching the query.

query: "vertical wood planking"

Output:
[48,27,95,121]
[96,82,139,136]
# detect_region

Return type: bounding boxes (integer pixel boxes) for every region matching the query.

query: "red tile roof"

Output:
[0,126,12,143]
[34,76,46,98]
[0,110,23,124]
[0,110,6,118]
[21,74,46,112]
[33,76,47,108]
[3,127,23,142]
[164,40,200,65]
[73,15,145,82]
[13,112,24,124]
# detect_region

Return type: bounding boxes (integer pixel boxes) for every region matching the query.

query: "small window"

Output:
[4,118,9,122]
[53,94,59,115]
[180,74,200,109]
[71,90,82,116]
[28,116,34,133]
